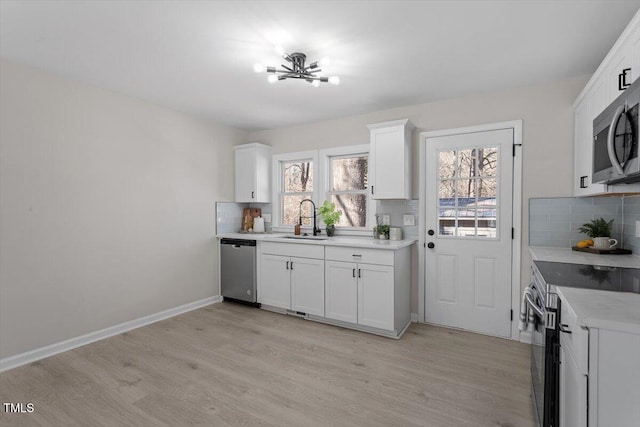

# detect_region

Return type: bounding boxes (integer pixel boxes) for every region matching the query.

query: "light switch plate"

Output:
[382,214,391,225]
[263,213,272,223]
[636,220,640,238]
[403,214,415,226]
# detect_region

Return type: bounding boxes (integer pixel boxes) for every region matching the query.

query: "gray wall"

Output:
[0,60,246,359]
[623,196,640,254]
[248,75,590,313]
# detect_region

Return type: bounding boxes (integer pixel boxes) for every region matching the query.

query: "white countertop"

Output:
[217,233,417,250]
[556,286,640,335]
[530,246,640,269]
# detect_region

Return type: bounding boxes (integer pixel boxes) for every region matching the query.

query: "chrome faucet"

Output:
[299,199,321,236]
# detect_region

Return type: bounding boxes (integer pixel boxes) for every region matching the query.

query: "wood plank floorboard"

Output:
[0,302,535,426]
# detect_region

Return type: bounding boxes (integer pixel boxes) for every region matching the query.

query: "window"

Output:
[281,159,314,226]
[327,154,368,227]
[272,146,371,234]
[437,146,498,238]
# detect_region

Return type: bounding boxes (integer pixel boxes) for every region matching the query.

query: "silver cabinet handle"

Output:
[352,268,356,278]
[286,261,289,270]
[290,261,293,270]
[560,324,572,334]
[352,254,362,258]
[358,269,361,278]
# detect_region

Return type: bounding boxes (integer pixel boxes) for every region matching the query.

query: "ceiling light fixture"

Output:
[254,46,340,86]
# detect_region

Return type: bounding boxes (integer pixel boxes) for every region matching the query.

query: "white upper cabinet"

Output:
[234,143,271,203]
[367,119,415,199]
[573,11,640,196]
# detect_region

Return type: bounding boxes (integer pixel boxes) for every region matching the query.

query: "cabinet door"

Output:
[290,257,325,317]
[259,254,290,309]
[368,120,413,200]
[253,145,271,202]
[357,264,394,330]
[235,147,256,203]
[325,260,358,323]
[560,335,588,427]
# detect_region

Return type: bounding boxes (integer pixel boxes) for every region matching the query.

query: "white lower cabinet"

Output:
[324,261,394,330]
[357,264,394,330]
[259,242,325,316]
[260,254,291,309]
[290,257,324,316]
[258,241,412,338]
[558,294,640,427]
[560,332,587,427]
[325,261,358,323]
[324,246,410,335]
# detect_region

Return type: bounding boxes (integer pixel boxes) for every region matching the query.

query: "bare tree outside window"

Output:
[281,160,313,225]
[437,147,498,238]
[328,155,368,227]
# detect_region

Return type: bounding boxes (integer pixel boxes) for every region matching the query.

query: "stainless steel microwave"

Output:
[593,77,640,184]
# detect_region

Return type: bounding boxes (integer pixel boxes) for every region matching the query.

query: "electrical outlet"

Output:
[403,214,415,226]
[382,214,391,225]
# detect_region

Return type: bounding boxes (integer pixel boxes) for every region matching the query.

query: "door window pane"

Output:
[437,146,499,239]
[438,150,457,178]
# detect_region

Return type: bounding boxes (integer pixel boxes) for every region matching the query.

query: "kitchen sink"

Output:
[280,235,328,241]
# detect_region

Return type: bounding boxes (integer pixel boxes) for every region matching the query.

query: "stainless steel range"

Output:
[527,260,640,427]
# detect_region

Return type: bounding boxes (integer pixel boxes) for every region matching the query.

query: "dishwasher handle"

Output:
[220,238,256,247]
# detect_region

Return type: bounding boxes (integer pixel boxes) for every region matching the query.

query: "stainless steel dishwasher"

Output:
[220,238,258,305]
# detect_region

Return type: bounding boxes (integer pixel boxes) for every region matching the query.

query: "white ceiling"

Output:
[1,1,639,131]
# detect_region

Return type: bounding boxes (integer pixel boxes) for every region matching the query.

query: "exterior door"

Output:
[425,128,513,338]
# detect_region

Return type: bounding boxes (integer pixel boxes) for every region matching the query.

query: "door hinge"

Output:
[510,309,513,321]
[511,228,514,239]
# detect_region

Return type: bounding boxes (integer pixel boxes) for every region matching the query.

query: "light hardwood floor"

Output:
[0,302,534,427]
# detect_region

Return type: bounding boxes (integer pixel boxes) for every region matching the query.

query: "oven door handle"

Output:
[525,293,544,318]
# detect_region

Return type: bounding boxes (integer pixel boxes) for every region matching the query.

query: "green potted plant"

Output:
[318,200,342,237]
[376,224,390,240]
[578,218,617,249]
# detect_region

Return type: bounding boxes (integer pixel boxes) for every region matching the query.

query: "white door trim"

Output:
[418,120,523,340]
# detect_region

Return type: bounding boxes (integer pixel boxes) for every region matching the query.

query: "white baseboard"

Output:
[411,313,418,323]
[519,330,532,344]
[0,296,222,373]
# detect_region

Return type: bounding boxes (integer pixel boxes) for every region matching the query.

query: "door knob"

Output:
[427,242,435,249]
[428,229,435,236]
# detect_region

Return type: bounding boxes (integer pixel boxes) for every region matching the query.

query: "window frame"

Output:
[272,150,319,233]
[272,145,374,236]
[319,144,374,236]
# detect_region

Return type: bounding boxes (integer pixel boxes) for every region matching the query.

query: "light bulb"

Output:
[274,45,286,56]
[312,80,320,87]
[253,63,266,73]
[328,76,340,85]
[319,56,331,67]
[267,75,278,84]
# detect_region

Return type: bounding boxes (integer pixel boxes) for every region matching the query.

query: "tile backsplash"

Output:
[529,195,639,251]
[216,202,272,234]
[376,199,419,240]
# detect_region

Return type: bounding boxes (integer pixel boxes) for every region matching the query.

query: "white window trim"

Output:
[318,144,373,236]
[271,145,374,236]
[272,150,319,234]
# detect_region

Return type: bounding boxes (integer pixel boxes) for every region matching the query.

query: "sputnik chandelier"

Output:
[253,46,340,87]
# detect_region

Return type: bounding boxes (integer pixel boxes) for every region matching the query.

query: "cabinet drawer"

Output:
[325,246,394,266]
[260,242,324,259]
[560,299,589,375]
